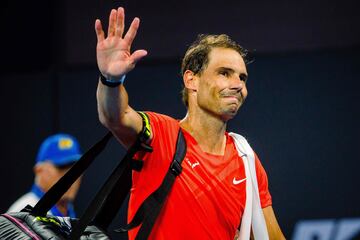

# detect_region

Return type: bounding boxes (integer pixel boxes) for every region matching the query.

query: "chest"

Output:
[182,146,246,197]
[167,142,247,229]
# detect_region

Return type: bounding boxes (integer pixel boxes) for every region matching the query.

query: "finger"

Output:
[115,7,125,38]
[95,19,105,42]
[124,17,140,45]
[130,49,148,64]
[107,9,117,37]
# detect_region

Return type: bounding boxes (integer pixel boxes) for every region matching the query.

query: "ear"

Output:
[183,70,198,91]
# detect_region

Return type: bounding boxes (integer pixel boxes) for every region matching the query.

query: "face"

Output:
[193,47,248,121]
[35,162,81,201]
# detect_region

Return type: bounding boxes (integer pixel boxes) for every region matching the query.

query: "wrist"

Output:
[99,73,126,87]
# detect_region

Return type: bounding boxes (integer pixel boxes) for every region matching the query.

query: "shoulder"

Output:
[228,132,265,172]
[228,132,253,156]
[144,111,177,124]
[7,192,39,213]
[228,132,250,146]
[144,111,179,141]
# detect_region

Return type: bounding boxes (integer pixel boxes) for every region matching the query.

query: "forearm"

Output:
[263,206,286,240]
[96,80,129,130]
[94,7,147,147]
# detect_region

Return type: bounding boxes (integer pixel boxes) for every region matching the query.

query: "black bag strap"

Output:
[31,132,113,217]
[136,129,186,239]
[115,128,187,240]
[69,138,151,239]
[69,112,153,239]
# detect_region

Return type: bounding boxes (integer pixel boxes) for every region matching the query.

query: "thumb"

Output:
[130,49,148,64]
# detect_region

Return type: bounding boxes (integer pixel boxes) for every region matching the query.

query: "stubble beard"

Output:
[219,93,244,121]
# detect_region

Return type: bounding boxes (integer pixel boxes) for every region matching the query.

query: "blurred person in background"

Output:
[7,133,82,217]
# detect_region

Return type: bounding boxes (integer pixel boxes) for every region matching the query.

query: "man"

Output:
[95,7,285,239]
[8,133,82,217]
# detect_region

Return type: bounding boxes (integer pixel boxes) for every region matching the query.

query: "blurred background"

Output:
[1,0,359,239]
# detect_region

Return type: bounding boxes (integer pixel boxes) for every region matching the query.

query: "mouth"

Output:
[223,95,240,100]
[221,94,242,104]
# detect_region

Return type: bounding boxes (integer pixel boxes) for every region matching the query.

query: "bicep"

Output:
[263,206,286,240]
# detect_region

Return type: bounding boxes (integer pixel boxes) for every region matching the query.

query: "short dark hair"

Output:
[180,34,248,107]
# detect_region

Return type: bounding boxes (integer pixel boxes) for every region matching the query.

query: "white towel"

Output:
[229,133,269,240]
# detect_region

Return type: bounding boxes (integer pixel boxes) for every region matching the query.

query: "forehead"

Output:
[207,47,247,73]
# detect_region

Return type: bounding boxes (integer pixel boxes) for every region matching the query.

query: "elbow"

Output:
[98,112,109,128]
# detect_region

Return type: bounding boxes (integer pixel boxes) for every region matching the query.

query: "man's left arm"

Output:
[263,206,286,240]
[244,207,286,240]
[254,153,286,239]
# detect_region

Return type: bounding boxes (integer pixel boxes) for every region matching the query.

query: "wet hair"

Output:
[180,34,248,107]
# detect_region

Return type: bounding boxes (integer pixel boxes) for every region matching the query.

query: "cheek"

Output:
[41,170,60,189]
[202,79,221,97]
[199,85,219,106]
[242,87,248,99]
[51,169,66,183]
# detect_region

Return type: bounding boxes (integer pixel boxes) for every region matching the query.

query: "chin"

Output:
[227,105,240,114]
[223,100,244,119]
[220,110,238,121]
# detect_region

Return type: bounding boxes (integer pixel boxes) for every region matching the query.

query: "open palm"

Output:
[95,7,147,80]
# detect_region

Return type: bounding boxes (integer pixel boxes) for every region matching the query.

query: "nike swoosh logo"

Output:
[233,177,247,185]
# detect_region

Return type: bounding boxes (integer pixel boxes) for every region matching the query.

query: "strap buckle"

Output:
[170,159,182,176]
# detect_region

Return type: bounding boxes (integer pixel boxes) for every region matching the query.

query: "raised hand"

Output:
[95,7,147,80]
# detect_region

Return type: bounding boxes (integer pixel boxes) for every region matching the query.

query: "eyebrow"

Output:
[216,67,248,80]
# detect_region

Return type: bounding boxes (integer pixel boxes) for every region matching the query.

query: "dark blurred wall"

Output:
[3,0,358,68]
[66,0,360,64]
[0,0,359,239]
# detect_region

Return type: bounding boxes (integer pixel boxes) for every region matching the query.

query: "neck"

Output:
[56,199,68,216]
[180,110,227,155]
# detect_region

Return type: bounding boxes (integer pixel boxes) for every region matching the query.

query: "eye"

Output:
[219,70,229,77]
[240,74,248,82]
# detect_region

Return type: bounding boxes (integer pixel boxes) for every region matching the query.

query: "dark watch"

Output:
[99,74,126,87]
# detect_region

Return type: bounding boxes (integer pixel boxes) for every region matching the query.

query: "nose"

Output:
[229,75,245,91]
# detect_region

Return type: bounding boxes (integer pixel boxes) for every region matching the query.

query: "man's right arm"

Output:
[97,81,142,147]
[95,7,148,148]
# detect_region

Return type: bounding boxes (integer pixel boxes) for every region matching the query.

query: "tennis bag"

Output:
[0,122,186,239]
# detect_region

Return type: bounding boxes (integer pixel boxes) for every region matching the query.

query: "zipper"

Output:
[1,214,41,240]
